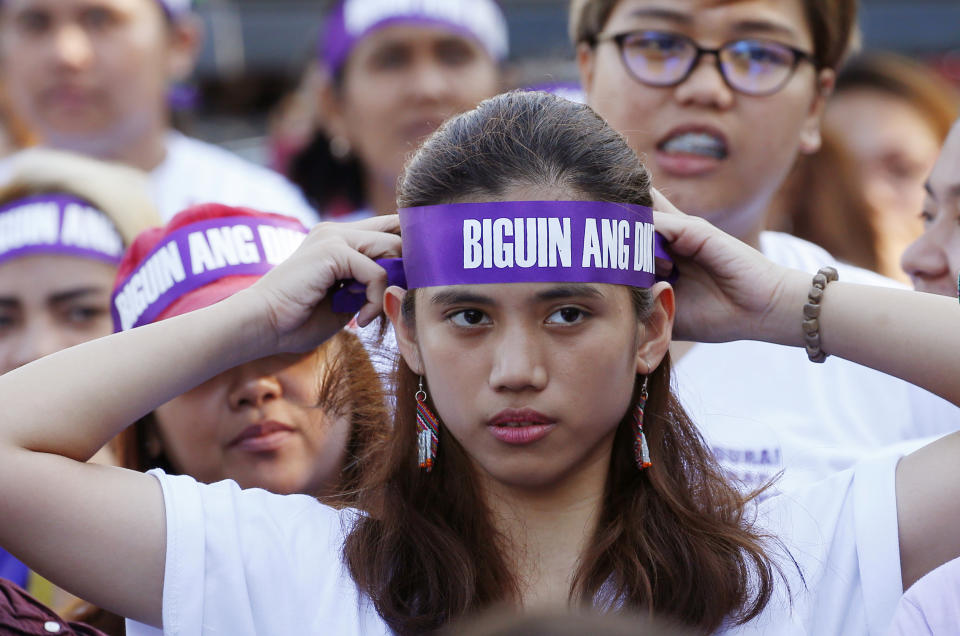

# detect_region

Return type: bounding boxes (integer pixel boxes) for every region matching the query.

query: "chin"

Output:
[482,461,570,491]
[234,468,306,496]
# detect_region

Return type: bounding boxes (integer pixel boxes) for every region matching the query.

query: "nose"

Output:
[407,59,451,103]
[51,24,95,70]
[672,52,735,110]
[488,326,548,393]
[228,364,283,410]
[901,225,950,287]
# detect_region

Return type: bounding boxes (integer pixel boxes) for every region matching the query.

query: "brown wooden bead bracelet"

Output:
[802,266,839,363]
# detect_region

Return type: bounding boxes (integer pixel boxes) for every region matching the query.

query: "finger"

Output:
[318,228,403,260]
[651,188,686,217]
[652,210,686,243]
[331,249,389,326]
[343,214,401,235]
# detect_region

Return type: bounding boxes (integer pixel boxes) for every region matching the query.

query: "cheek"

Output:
[588,51,655,124]
[451,63,499,105]
[341,90,400,162]
[154,398,222,473]
[422,347,481,425]
[947,232,960,276]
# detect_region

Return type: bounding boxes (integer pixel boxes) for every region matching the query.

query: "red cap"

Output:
[114,203,307,326]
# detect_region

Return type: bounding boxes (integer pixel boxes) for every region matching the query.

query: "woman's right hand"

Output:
[652,190,808,346]
[237,215,402,354]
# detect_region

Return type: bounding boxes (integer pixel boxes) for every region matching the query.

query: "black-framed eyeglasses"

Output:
[594,30,816,97]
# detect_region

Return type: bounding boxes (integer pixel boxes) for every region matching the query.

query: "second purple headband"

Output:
[332,201,673,313]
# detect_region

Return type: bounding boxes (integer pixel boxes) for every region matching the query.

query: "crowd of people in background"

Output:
[0,0,959,634]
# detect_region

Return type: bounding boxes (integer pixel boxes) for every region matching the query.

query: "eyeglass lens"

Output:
[620,31,799,95]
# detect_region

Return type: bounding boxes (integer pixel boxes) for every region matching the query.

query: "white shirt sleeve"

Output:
[727,452,904,635]
[125,470,390,636]
[888,556,960,635]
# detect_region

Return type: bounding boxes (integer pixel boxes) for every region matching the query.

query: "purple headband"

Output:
[330,201,673,313]
[0,194,124,268]
[111,215,307,332]
[322,0,509,73]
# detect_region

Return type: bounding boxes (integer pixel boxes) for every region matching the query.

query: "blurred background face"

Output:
[0,0,172,155]
[152,348,352,495]
[825,88,940,245]
[0,254,116,374]
[328,25,500,195]
[901,124,960,297]
[580,0,828,239]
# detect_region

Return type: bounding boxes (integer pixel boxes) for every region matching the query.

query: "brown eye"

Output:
[546,307,587,325]
[449,309,490,327]
[15,10,52,35]
[369,44,411,71]
[434,39,475,66]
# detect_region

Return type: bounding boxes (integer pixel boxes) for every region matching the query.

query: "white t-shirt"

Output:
[674,232,960,495]
[150,132,319,226]
[0,133,319,227]
[126,452,903,635]
[887,556,960,635]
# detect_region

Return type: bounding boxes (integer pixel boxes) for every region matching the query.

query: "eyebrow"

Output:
[429,290,496,307]
[428,284,605,307]
[626,8,799,40]
[48,287,109,305]
[627,7,693,25]
[534,284,605,302]
[727,19,799,40]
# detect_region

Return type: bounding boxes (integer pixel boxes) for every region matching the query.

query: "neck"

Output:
[42,115,169,173]
[102,121,169,172]
[480,441,612,609]
[708,202,765,249]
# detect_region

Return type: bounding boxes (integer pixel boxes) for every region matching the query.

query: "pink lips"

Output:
[228,420,296,453]
[487,408,556,445]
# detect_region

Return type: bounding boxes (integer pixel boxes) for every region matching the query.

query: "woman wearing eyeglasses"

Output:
[572,0,960,496]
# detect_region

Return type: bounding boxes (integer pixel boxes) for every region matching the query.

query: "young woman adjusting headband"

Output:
[1,92,960,635]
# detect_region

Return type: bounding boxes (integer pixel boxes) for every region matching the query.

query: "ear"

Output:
[636,282,675,375]
[166,15,203,84]
[383,286,424,374]
[576,42,596,96]
[798,68,836,155]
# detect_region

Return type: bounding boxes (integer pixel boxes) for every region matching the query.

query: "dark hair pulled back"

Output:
[345,91,784,634]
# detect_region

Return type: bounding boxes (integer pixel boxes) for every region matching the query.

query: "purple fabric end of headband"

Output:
[321,0,507,73]
[111,216,307,332]
[0,194,124,267]
[331,257,408,314]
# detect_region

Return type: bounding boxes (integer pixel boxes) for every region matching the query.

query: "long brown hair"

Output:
[115,330,388,504]
[344,91,785,634]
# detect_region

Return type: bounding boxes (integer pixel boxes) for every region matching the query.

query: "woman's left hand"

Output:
[652,189,807,346]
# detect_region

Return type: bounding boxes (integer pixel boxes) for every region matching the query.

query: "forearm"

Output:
[816,283,960,407]
[0,291,271,461]
[744,271,960,406]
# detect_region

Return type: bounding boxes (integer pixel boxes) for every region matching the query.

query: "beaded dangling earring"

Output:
[633,376,652,470]
[415,376,439,472]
